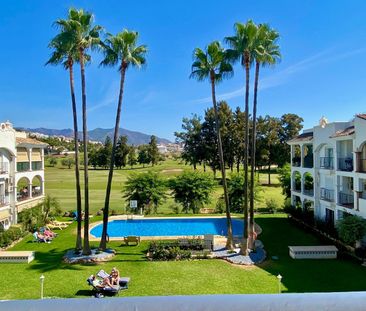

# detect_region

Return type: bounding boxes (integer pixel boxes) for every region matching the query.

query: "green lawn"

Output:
[45,159,285,214]
[3,160,359,299]
[2,214,366,299]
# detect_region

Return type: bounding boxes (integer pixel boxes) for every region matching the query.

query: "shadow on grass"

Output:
[28,248,85,273]
[259,183,281,188]
[75,289,93,297]
[255,216,366,293]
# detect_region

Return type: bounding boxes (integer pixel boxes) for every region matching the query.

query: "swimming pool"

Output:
[90,217,244,238]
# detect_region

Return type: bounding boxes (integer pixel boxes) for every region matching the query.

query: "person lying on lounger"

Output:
[33,231,52,243]
[90,275,117,289]
[40,227,57,239]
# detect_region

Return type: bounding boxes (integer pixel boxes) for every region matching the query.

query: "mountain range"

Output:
[18,127,171,145]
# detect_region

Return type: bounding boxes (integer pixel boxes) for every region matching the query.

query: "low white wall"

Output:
[2,292,366,311]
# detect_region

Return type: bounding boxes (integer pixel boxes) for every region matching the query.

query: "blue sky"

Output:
[1,1,366,141]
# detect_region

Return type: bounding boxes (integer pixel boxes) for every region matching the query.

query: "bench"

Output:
[123,236,140,246]
[288,245,338,259]
[0,251,35,263]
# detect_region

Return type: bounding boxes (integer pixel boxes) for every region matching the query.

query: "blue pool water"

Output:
[90,218,244,237]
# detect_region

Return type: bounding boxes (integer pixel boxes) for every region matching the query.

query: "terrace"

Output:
[320,188,334,202]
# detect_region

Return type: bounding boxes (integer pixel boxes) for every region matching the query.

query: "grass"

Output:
[4,160,359,299]
[45,159,285,214]
[2,214,366,299]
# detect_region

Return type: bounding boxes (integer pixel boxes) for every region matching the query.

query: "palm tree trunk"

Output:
[241,55,250,256]
[210,74,234,250]
[249,61,260,249]
[68,59,82,251]
[79,48,91,256]
[99,63,127,250]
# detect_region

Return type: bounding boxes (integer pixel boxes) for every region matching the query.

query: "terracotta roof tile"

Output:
[357,114,366,120]
[16,137,48,146]
[330,126,355,138]
[287,132,313,143]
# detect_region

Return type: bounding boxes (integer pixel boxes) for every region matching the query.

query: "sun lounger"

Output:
[123,236,140,246]
[47,221,69,230]
[32,232,51,243]
[97,269,130,289]
[87,276,120,296]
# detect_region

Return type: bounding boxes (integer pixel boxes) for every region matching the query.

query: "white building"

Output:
[0,121,47,230]
[288,114,366,226]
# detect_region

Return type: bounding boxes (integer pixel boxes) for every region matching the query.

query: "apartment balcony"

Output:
[0,162,9,174]
[338,157,353,172]
[16,161,43,172]
[320,188,334,202]
[31,161,42,171]
[303,189,314,197]
[338,192,354,208]
[17,162,30,172]
[303,156,314,168]
[292,156,301,167]
[320,157,334,170]
[0,194,10,207]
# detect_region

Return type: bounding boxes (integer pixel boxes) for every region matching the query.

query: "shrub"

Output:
[168,203,181,214]
[227,173,260,213]
[123,171,167,214]
[169,171,215,214]
[215,198,225,213]
[265,198,279,213]
[147,241,194,261]
[0,226,25,248]
[337,215,366,246]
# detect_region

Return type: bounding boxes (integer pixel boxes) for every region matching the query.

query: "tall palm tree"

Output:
[190,41,235,250]
[249,25,281,247]
[225,20,257,255]
[46,31,89,252]
[55,8,102,255]
[98,30,147,250]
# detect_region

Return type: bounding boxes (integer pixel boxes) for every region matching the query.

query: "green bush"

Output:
[148,241,194,261]
[265,198,279,213]
[337,215,366,246]
[0,226,25,248]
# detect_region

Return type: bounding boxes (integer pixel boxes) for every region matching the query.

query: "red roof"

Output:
[330,126,355,138]
[357,114,366,120]
[16,137,48,146]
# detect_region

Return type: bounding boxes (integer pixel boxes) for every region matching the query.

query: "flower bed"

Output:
[147,240,211,261]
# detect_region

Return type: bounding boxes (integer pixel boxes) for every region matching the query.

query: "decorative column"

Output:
[29,182,32,199]
[355,151,361,172]
[42,179,45,196]
[28,148,32,171]
[301,145,304,168]
[290,145,294,165]
[41,149,45,170]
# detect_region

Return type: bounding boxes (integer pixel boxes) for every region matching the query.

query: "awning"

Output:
[32,148,42,161]
[0,209,11,221]
[17,148,29,162]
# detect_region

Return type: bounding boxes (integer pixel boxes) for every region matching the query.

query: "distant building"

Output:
[288,114,366,226]
[157,144,168,154]
[0,121,47,230]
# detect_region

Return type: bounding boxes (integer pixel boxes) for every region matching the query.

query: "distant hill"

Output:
[18,127,171,145]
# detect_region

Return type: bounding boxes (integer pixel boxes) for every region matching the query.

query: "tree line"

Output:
[123,170,258,215]
[89,135,162,169]
[176,103,303,182]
